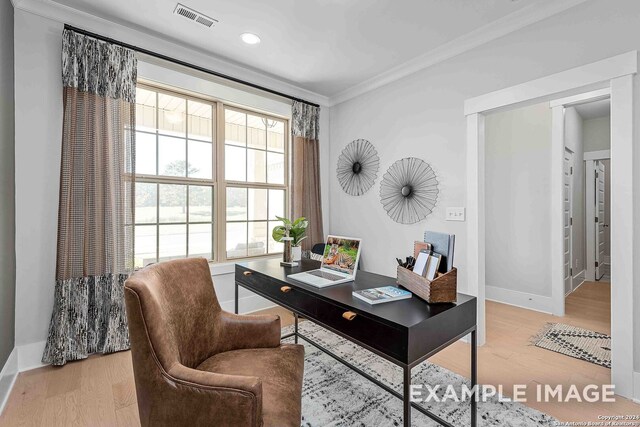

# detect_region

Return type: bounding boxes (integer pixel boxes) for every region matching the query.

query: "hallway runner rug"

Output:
[283,321,557,426]
[532,322,611,368]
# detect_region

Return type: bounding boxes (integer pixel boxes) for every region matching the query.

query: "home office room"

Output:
[1,1,640,426]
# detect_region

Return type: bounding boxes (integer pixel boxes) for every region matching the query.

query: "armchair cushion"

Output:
[217,311,282,353]
[197,344,305,427]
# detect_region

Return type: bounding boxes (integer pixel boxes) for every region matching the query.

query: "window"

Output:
[133,84,288,267]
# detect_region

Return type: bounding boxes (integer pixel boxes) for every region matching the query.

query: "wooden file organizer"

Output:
[397,266,457,304]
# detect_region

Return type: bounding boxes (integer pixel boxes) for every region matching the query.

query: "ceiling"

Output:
[51,0,569,98]
[574,99,610,120]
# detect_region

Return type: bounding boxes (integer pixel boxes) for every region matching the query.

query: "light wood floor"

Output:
[2,281,638,426]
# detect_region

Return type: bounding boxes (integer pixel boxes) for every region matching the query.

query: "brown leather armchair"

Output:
[124,258,305,427]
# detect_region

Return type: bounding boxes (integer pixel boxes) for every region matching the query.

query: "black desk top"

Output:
[238,258,475,329]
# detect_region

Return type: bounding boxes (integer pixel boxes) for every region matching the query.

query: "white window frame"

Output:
[135,82,289,265]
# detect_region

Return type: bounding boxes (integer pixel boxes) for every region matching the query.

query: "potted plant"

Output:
[272,216,308,261]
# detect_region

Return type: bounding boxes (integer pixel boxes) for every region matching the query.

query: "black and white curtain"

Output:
[42,29,137,366]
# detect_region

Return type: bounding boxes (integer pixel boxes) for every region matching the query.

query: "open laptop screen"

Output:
[321,236,361,276]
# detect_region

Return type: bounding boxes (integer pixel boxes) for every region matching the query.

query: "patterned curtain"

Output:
[291,101,323,251]
[42,29,137,366]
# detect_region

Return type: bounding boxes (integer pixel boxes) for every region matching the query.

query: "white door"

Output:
[595,161,606,279]
[563,148,574,295]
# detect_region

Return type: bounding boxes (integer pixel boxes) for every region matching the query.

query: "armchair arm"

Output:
[218,311,282,352]
[164,363,263,426]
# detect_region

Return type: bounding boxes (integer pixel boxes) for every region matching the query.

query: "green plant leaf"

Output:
[272,215,309,245]
[271,225,287,242]
[292,216,306,226]
[275,216,291,226]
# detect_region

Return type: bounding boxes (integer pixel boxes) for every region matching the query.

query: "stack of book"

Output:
[411,232,455,280]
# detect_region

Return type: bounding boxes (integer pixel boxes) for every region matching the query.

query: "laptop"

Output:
[287,235,362,288]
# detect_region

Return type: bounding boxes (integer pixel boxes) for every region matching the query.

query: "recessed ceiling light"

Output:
[241,33,261,45]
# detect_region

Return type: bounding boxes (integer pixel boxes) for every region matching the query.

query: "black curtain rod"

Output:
[64,24,320,108]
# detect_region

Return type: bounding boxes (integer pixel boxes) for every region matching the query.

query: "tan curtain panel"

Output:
[291,101,323,251]
[42,29,136,366]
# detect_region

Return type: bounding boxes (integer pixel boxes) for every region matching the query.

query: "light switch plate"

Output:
[446,207,465,222]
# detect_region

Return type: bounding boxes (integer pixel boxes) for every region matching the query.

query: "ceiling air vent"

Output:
[173,3,218,28]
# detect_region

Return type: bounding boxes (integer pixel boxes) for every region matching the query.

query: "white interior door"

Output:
[563,148,574,295]
[595,161,606,279]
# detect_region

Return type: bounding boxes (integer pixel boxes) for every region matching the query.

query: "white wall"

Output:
[13,9,331,351]
[14,10,62,350]
[565,107,586,288]
[0,0,16,370]
[483,103,552,306]
[583,115,611,152]
[328,0,640,373]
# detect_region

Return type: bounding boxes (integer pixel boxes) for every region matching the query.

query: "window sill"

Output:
[209,254,281,276]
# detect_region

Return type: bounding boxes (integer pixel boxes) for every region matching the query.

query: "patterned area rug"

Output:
[532,323,611,368]
[283,321,557,426]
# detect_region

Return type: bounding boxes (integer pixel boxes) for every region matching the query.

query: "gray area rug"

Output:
[283,321,557,426]
[532,323,611,368]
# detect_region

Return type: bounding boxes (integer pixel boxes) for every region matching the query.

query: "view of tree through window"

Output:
[133,85,287,267]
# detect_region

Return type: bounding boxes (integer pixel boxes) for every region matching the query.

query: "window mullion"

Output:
[135,84,287,266]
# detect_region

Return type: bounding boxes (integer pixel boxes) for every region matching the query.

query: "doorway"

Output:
[464,51,636,398]
[586,156,611,282]
[561,97,612,293]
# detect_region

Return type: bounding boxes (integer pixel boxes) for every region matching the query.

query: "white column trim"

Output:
[609,74,634,398]
[465,113,486,346]
[550,105,566,316]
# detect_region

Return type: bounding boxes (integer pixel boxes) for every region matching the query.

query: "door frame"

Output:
[464,51,636,398]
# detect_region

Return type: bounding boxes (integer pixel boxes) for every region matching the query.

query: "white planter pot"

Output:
[291,246,302,262]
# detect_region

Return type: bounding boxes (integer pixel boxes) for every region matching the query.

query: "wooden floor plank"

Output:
[1,284,638,426]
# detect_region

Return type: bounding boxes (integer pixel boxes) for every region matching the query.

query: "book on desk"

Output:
[352,286,412,305]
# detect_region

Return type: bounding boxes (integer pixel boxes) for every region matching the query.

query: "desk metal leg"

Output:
[234,282,238,314]
[471,329,477,427]
[403,365,411,427]
[294,313,299,344]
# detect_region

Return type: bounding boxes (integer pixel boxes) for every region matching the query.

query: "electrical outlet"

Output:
[446,207,465,222]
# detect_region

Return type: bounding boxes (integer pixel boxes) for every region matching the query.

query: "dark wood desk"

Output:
[235,259,477,427]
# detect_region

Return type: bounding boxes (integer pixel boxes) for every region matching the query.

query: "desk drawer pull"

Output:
[342,311,357,321]
[243,271,252,276]
[280,286,292,293]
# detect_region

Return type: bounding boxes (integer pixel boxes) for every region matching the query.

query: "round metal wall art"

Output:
[379,157,439,224]
[336,139,380,196]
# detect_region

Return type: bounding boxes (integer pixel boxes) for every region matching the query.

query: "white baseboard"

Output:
[0,348,18,416]
[486,286,552,314]
[12,295,274,376]
[634,371,640,404]
[17,341,47,372]
[220,294,275,315]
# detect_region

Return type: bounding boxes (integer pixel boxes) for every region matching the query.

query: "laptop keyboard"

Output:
[308,270,344,281]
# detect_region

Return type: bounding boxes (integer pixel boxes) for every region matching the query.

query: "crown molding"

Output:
[12,0,591,108]
[11,0,331,107]
[327,0,590,106]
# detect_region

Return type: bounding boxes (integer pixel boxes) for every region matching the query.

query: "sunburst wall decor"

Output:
[336,139,379,196]
[379,157,439,224]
